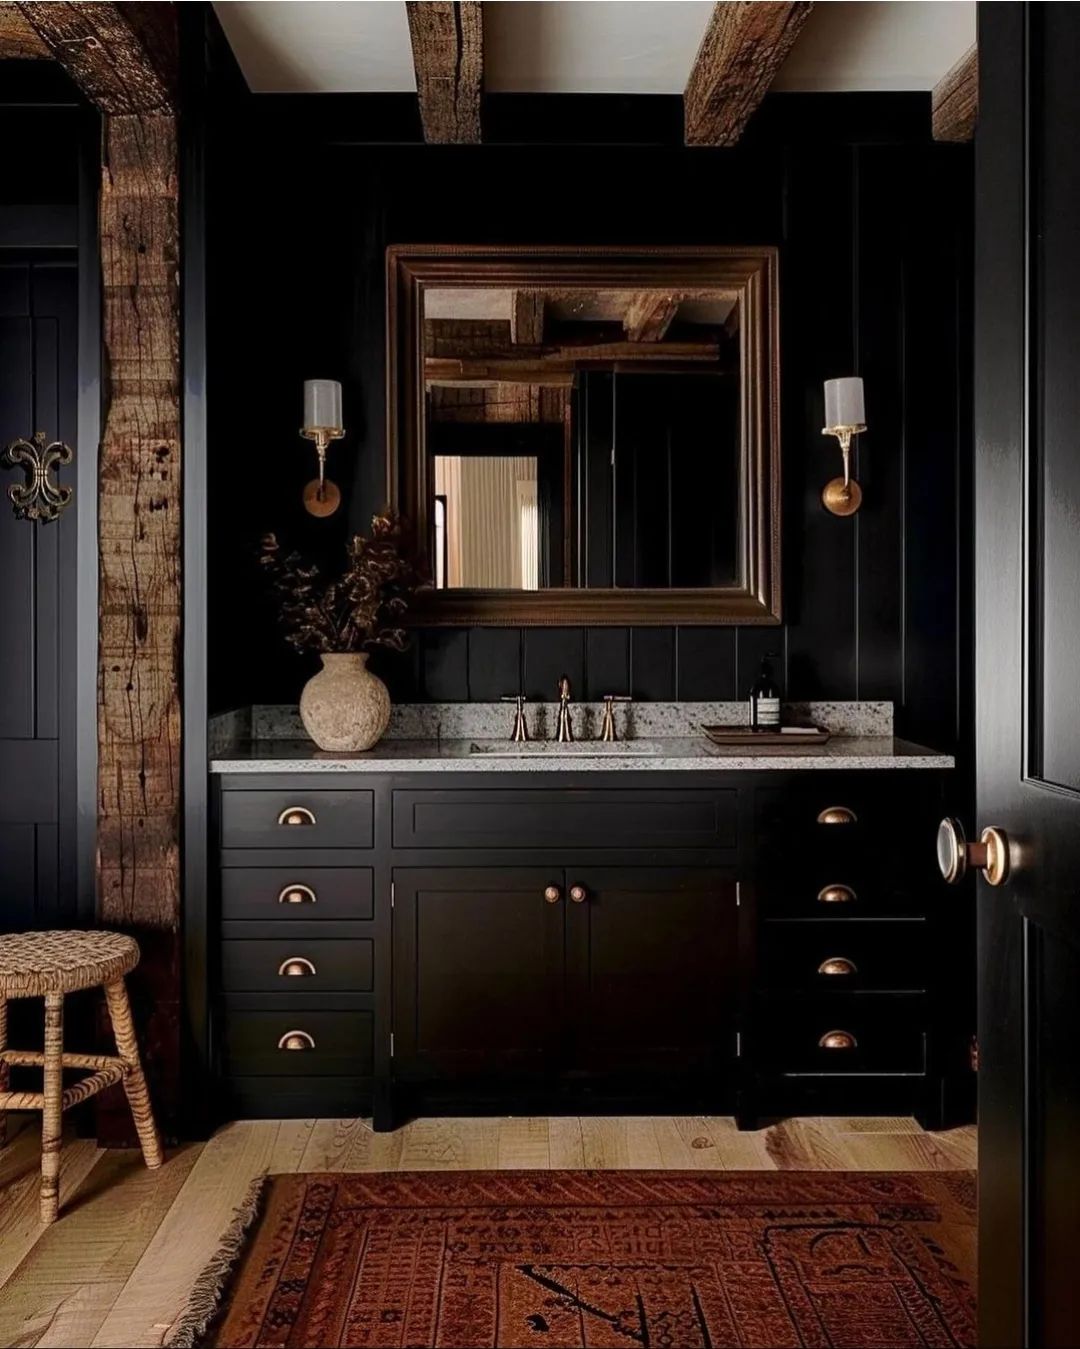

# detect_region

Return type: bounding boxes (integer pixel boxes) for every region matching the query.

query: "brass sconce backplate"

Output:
[821,475,863,516]
[1,431,73,523]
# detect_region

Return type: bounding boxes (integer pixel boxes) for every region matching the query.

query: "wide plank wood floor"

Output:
[0,1113,976,1348]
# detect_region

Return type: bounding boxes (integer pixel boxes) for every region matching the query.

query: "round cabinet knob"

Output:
[278,956,317,978]
[277,1030,315,1051]
[818,1029,858,1051]
[937,818,1010,887]
[569,885,588,904]
[817,805,857,826]
[544,885,562,904]
[818,956,857,977]
[817,884,857,905]
[277,806,316,827]
[278,883,316,905]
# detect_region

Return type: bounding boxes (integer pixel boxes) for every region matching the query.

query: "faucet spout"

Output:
[556,675,574,743]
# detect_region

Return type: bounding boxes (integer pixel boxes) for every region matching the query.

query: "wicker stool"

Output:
[0,930,163,1222]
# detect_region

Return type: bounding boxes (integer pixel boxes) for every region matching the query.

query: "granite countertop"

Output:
[210,735,954,774]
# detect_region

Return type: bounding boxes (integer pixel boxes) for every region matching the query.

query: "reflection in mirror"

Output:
[423,287,741,592]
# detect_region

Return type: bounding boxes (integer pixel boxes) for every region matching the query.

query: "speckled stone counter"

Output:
[210,735,954,774]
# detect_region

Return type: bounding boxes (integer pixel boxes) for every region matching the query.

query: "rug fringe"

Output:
[167,1173,269,1348]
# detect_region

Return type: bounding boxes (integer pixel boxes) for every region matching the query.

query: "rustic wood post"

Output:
[19,1,183,1138]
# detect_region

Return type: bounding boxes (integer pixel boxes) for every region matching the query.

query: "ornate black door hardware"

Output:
[1,431,73,522]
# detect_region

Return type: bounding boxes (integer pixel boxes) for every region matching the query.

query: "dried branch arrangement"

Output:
[260,513,420,655]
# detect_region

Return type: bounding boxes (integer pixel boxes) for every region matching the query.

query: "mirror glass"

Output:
[423,287,742,592]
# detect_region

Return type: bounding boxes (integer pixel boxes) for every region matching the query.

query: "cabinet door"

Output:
[565,868,739,1077]
[392,868,564,1081]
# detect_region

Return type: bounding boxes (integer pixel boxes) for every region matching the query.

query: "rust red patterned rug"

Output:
[185,1170,976,1349]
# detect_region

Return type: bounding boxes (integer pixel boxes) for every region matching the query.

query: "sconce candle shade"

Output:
[824,376,866,430]
[303,379,343,433]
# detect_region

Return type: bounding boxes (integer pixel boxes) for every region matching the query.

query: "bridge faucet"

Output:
[555,675,574,743]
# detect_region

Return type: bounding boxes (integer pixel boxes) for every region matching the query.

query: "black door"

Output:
[974,7,1080,1345]
[391,867,564,1080]
[0,256,78,928]
[565,867,739,1082]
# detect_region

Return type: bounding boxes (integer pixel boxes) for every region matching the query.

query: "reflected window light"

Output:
[434,494,448,589]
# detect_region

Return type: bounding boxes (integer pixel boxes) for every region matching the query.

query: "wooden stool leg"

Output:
[103,979,162,1169]
[0,995,8,1149]
[41,992,64,1224]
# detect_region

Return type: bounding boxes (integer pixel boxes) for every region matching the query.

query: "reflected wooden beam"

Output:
[624,292,680,342]
[406,0,482,144]
[932,44,977,143]
[0,3,48,56]
[427,340,720,384]
[512,290,545,345]
[684,1,813,147]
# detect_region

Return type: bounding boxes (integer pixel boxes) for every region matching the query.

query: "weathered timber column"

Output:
[97,111,182,1134]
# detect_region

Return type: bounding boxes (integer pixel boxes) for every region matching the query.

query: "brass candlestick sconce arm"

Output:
[300,379,344,517]
[821,376,867,516]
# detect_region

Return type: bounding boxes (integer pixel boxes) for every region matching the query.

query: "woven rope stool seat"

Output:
[0,929,162,1223]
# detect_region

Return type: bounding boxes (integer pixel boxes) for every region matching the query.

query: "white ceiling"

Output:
[213,0,975,98]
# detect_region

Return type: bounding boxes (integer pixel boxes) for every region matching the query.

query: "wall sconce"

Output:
[821,376,866,516]
[300,379,344,517]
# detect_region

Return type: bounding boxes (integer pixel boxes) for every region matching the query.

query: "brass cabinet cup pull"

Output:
[278,956,317,977]
[278,883,317,905]
[818,956,858,977]
[278,806,316,826]
[818,1029,858,1050]
[277,1030,315,1051]
[817,805,857,825]
[817,884,856,905]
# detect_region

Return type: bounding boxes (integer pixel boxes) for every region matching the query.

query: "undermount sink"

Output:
[468,740,664,757]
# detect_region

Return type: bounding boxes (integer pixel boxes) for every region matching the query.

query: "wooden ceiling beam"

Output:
[512,290,545,345]
[0,3,48,57]
[624,292,681,342]
[406,1,483,144]
[932,44,977,143]
[17,1,177,113]
[684,1,813,147]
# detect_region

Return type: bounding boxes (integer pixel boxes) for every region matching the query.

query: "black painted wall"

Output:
[208,93,972,756]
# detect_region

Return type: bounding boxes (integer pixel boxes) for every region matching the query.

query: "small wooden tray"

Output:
[701,724,832,747]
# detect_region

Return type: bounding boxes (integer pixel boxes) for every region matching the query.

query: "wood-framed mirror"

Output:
[387,245,781,625]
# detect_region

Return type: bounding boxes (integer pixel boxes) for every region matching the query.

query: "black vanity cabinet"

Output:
[392,865,738,1091]
[209,765,966,1130]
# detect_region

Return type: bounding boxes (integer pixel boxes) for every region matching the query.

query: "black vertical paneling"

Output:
[676,629,736,701]
[523,627,586,702]
[630,628,677,701]
[467,629,523,700]
[584,627,631,699]
[855,146,907,703]
[782,143,858,701]
[421,629,470,700]
[736,627,785,703]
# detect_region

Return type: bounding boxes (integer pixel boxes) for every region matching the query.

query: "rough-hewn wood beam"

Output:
[17,2,177,112]
[624,292,680,342]
[0,3,48,57]
[684,1,813,147]
[932,43,977,143]
[512,290,544,345]
[406,1,482,143]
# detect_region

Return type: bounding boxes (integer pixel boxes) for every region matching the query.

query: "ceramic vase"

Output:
[299,652,390,752]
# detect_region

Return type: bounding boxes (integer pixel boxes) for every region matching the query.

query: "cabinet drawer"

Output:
[759,1003,927,1075]
[761,922,928,992]
[758,870,924,918]
[221,868,374,920]
[220,938,373,994]
[220,1008,373,1077]
[393,788,737,850]
[220,790,373,849]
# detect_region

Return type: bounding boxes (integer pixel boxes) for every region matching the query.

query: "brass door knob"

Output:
[817,805,857,825]
[278,956,317,977]
[278,883,316,905]
[569,885,587,903]
[544,885,562,904]
[277,805,316,827]
[937,818,1010,886]
[818,1029,858,1051]
[817,883,856,905]
[818,956,857,977]
[277,1030,315,1051]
